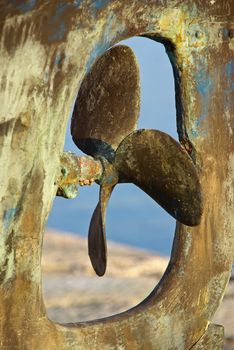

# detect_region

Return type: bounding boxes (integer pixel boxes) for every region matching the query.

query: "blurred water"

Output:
[47,37,177,256]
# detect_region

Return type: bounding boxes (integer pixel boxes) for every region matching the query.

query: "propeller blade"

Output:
[71,45,140,162]
[88,184,114,276]
[115,129,203,226]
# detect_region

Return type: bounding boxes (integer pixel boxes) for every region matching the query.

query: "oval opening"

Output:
[44,37,176,323]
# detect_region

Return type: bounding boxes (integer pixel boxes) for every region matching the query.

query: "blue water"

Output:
[47,37,177,256]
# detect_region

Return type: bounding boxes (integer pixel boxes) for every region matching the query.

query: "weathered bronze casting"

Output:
[0,1,233,349]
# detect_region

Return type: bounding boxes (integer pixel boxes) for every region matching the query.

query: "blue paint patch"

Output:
[3,208,17,231]
[190,114,209,139]
[193,67,214,139]
[55,52,62,67]
[226,61,234,77]
[194,114,206,128]
[49,22,66,42]
[10,0,37,13]
[226,61,234,91]
[196,69,213,97]
[188,128,199,139]
[222,28,230,39]
[107,175,113,184]
[94,0,110,9]
[188,124,208,140]
[44,70,49,83]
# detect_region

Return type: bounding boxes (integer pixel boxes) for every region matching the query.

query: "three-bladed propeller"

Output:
[71,45,203,276]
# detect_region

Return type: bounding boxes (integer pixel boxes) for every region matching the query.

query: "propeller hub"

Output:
[98,157,119,188]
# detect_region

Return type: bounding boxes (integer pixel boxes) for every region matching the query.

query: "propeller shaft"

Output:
[57,152,103,199]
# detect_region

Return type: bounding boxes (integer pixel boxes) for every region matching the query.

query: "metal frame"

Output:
[0,1,233,349]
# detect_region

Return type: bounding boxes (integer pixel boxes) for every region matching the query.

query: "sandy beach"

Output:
[42,230,234,349]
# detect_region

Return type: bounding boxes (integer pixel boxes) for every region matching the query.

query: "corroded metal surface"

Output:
[0,0,233,349]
